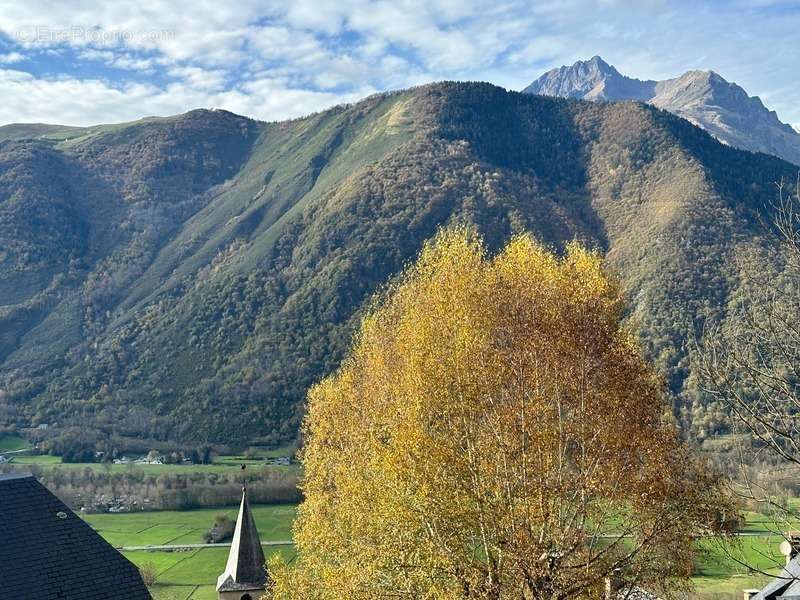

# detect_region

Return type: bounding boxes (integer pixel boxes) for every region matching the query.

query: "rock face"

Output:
[524,56,800,166]
[524,56,655,102]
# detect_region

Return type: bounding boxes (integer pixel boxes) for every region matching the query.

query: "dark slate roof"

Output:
[752,555,800,599]
[0,473,152,600]
[217,486,268,592]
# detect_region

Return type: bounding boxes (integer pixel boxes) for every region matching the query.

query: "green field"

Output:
[693,537,777,598]
[5,444,300,599]
[8,451,297,475]
[80,501,797,598]
[0,434,28,452]
[82,505,297,600]
[125,546,294,600]
[689,508,799,598]
[83,504,296,548]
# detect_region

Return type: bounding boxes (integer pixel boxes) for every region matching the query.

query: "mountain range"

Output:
[524,56,800,166]
[0,81,795,446]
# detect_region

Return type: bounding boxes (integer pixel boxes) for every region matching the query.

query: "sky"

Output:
[0,0,797,128]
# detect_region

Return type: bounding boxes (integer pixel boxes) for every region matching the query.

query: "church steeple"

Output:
[216,484,268,600]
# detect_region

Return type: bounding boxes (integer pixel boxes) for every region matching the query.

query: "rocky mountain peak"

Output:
[523,58,800,166]
[523,55,655,102]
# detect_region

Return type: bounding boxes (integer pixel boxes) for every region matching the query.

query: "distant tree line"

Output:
[25,425,222,465]
[0,463,300,511]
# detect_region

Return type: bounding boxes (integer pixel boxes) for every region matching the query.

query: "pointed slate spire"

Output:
[216,485,268,596]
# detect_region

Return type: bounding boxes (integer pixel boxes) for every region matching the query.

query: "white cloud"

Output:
[0,0,796,126]
[167,66,227,92]
[78,48,160,72]
[0,51,25,64]
[0,67,373,126]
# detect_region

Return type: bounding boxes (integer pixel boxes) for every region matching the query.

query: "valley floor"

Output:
[80,503,794,599]
[83,505,296,600]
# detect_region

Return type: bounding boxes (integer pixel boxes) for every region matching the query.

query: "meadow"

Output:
[0,434,29,451]
[83,504,296,547]
[82,504,297,600]
[6,433,791,599]
[4,443,298,475]
[3,439,299,597]
[693,537,776,598]
[689,506,800,598]
[9,454,297,475]
[79,501,797,599]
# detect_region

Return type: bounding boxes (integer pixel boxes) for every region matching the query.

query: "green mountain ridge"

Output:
[0,82,794,445]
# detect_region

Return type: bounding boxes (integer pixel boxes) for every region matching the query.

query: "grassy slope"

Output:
[0,123,87,142]
[0,434,27,451]
[114,93,414,314]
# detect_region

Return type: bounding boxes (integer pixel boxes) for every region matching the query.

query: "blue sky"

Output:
[0,0,797,128]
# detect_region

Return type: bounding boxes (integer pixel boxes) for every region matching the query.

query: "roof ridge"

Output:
[0,472,35,481]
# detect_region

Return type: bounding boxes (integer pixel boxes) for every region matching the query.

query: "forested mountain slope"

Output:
[0,82,794,445]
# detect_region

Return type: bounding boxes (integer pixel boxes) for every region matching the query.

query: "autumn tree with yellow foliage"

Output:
[271,229,732,599]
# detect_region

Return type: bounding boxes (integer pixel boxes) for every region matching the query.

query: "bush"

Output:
[139,563,157,587]
[203,514,235,543]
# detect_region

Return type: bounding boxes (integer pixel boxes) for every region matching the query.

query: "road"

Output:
[119,531,773,552]
[118,540,294,551]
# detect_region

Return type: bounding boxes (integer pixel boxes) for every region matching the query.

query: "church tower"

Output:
[216,485,268,600]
